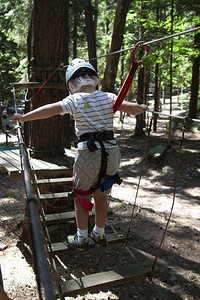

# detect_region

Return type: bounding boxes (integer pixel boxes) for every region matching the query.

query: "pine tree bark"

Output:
[0,104,2,130]
[102,0,131,92]
[84,0,97,71]
[189,55,200,118]
[27,0,70,158]
[153,63,159,132]
[135,66,145,136]
[189,23,200,119]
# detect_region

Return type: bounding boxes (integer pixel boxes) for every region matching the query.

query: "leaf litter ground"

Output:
[0,111,199,300]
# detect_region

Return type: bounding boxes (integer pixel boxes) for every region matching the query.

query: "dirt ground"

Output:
[0,111,199,300]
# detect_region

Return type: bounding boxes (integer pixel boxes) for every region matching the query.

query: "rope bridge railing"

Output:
[13,87,55,300]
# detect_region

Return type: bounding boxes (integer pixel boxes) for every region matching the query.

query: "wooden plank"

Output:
[37,177,73,185]
[35,168,73,178]
[0,149,62,176]
[0,155,18,173]
[0,151,22,175]
[10,149,72,171]
[44,207,112,224]
[39,192,74,201]
[50,232,128,254]
[0,149,74,179]
[44,210,83,223]
[57,260,159,297]
[0,149,53,175]
[46,156,74,167]
[27,152,74,176]
[31,158,67,172]
[11,149,56,170]
[0,150,22,170]
[35,149,75,170]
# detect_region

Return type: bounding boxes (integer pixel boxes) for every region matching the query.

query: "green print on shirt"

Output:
[84,102,91,109]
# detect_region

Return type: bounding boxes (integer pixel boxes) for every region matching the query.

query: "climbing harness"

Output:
[113,41,150,113]
[70,130,122,211]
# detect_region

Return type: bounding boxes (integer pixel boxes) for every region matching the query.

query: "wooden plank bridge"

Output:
[0,148,75,179]
[0,147,159,299]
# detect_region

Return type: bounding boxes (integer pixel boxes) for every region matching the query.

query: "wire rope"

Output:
[89,26,200,62]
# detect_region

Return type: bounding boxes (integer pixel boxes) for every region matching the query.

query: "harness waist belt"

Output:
[78,130,114,143]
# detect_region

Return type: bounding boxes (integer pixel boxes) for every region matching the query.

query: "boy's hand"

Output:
[12,113,24,123]
[118,102,148,115]
[140,104,148,112]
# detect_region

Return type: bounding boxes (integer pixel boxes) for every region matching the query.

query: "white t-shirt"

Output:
[59,90,118,150]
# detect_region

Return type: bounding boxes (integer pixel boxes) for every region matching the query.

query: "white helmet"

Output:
[66,58,97,86]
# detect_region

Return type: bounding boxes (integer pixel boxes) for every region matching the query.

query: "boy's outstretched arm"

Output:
[12,102,63,123]
[118,102,147,115]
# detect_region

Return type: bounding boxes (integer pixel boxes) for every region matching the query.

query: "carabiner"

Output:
[131,41,150,66]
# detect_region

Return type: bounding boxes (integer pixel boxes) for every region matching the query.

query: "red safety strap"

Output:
[73,181,94,211]
[113,41,150,113]
[74,192,94,211]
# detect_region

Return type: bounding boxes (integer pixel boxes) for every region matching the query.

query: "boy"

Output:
[13,58,147,250]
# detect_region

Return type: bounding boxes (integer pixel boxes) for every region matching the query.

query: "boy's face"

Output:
[68,68,98,94]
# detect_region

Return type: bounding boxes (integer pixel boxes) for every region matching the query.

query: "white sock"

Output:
[93,225,105,236]
[77,228,88,242]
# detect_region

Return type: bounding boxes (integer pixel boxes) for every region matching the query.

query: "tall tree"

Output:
[188,23,200,119]
[135,2,148,136]
[28,0,70,158]
[153,62,160,131]
[135,65,146,135]
[102,0,131,92]
[0,0,28,104]
[84,0,97,71]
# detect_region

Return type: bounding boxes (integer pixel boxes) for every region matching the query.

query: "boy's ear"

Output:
[68,81,77,93]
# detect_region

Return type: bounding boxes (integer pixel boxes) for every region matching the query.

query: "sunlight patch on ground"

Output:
[0,246,36,293]
[184,187,200,198]
[111,184,200,231]
[0,216,11,221]
[0,230,5,239]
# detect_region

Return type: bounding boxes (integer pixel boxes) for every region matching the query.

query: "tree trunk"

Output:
[0,104,3,130]
[189,22,200,119]
[168,0,174,147]
[119,46,125,122]
[102,0,131,92]
[145,68,150,106]
[153,63,159,132]
[135,66,145,136]
[163,85,166,105]
[189,55,200,118]
[27,0,70,158]
[84,0,97,71]
[73,14,78,58]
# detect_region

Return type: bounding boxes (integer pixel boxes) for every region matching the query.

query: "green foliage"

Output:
[0,0,198,112]
[0,0,31,104]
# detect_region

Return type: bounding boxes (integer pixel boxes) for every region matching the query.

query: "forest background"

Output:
[0,0,199,127]
[0,1,200,299]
